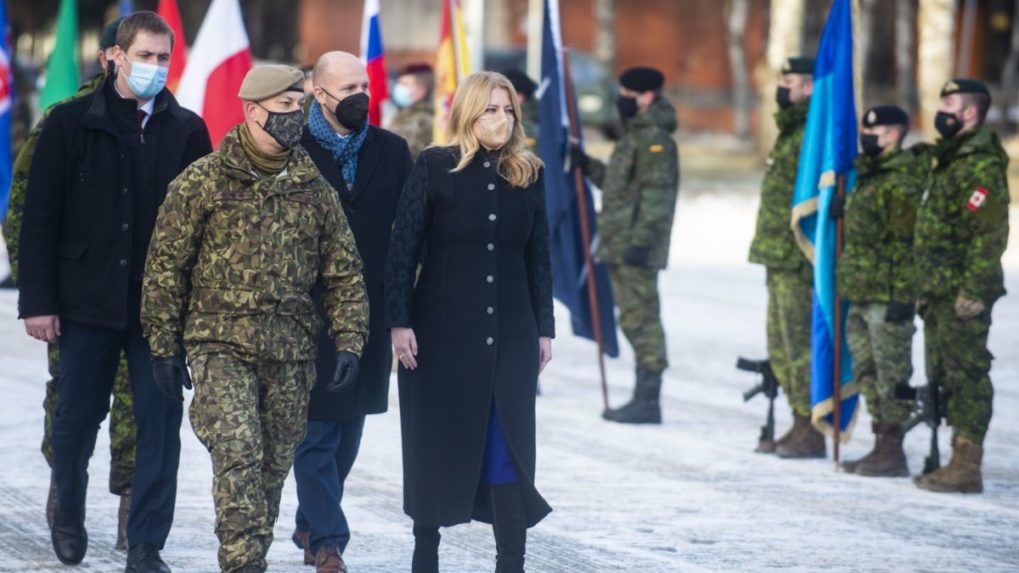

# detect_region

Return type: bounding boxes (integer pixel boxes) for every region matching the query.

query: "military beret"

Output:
[782,57,815,75]
[862,105,909,128]
[100,17,124,50]
[401,63,433,76]
[501,69,537,99]
[238,65,305,101]
[940,78,990,99]
[619,67,665,92]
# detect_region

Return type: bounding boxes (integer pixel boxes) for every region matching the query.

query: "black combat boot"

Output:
[51,503,88,565]
[116,488,131,551]
[846,422,909,477]
[124,543,171,573]
[602,367,663,424]
[491,484,527,573]
[412,525,440,573]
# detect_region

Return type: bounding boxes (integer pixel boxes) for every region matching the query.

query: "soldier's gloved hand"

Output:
[954,294,985,320]
[622,245,650,266]
[884,301,915,323]
[829,194,846,219]
[328,351,360,394]
[568,143,590,173]
[152,356,192,402]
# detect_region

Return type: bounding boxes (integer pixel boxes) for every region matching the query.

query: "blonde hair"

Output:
[445,72,543,188]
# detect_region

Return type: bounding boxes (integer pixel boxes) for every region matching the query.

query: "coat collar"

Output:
[302,125,382,204]
[79,74,190,133]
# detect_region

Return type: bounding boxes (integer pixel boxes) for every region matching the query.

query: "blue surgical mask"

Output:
[124,57,168,99]
[392,83,415,108]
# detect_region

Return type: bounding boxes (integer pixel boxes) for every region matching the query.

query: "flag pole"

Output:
[832,173,846,466]
[562,49,610,412]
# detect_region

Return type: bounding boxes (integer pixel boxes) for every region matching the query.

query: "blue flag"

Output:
[0,0,13,223]
[119,0,135,17]
[538,0,619,357]
[790,0,858,438]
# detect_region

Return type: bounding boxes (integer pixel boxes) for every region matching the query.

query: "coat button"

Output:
[121,223,129,231]
[122,187,129,195]
[484,161,491,168]
[486,306,494,315]
[487,183,495,190]
[488,213,497,221]
[486,337,494,346]
[119,259,128,267]
[486,275,494,284]
[487,243,494,251]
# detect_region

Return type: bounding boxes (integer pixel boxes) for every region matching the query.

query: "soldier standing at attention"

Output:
[834,105,925,477]
[913,79,1009,494]
[388,63,435,160]
[141,65,368,573]
[748,57,825,458]
[502,69,540,151]
[573,67,679,424]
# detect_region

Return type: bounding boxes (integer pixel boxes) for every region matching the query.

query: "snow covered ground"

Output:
[1,188,1017,572]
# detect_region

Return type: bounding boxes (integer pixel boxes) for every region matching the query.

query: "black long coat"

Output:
[303,126,413,421]
[384,146,555,528]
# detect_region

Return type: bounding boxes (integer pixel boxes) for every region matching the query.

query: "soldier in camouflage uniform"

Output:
[748,57,825,458]
[2,18,136,548]
[913,79,1009,494]
[574,67,679,425]
[834,105,926,477]
[141,66,368,573]
[387,63,435,160]
[503,69,540,151]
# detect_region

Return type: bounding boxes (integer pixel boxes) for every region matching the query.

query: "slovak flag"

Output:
[360,0,388,126]
[176,0,253,147]
[0,0,13,222]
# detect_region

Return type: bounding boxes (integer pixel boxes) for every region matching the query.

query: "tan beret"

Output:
[238,65,305,101]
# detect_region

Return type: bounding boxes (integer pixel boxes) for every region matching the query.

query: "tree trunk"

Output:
[998,0,1019,133]
[594,0,616,74]
[756,0,806,152]
[918,0,957,140]
[895,0,919,116]
[725,0,752,139]
[857,0,880,97]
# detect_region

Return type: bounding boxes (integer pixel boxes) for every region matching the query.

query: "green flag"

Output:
[39,0,79,110]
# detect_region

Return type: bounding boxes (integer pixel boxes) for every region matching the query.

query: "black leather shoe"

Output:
[51,506,88,565]
[125,543,171,573]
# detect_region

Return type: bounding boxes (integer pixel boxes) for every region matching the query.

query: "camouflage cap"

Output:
[100,17,125,50]
[782,57,815,75]
[238,65,305,101]
[619,67,665,92]
[862,105,909,128]
[940,78,990,99]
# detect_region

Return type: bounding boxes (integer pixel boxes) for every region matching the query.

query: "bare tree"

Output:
[999,0,1019,133]
[594,0,615,73]
[725,0,752,139]
[756,0,806,150]
[895,0,919,116]
[918,0,957,140]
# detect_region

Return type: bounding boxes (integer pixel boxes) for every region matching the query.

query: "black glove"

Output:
[152,356,192,402]
[884,301,915,323]
[569,143,590,173]
[328,351,360,394]
[829,194,846,219]
[622,245,650,266]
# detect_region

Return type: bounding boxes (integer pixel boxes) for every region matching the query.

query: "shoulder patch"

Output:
[967,187,988,211]
[648,144,665,153]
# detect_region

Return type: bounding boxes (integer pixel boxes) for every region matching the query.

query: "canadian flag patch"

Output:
[967,187,988,211]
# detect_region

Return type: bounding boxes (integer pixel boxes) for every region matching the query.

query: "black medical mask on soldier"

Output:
[775,86,793,109]
[330,91,370,131]
[934,110,963,139]
[860,134,883,158]
[258,105,304,149]
[616,95,638,119]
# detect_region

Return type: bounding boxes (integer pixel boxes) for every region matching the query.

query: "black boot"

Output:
[124,543,171,573]
[412,525,440,573]
[602,367,663,424]
[491,484,527,573]
[51,504,88,565]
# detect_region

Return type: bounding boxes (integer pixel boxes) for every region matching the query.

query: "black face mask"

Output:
[258,106,304,149]
[860,134,883,158]
[329,91,370,131]
[776,86,793,109]
[935,111,963,139]
[616,96,638,119]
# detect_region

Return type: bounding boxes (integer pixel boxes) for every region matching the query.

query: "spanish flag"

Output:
[433,0,471,144]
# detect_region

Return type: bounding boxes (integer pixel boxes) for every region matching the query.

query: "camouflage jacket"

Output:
[521,99,539,152]
[837,147,927,303]
[749,102,811,272]
[589,96,680,268]
[915,127,1010,303]
[387,99,434,161]
[3,74,105,283]
[141,125,368,361]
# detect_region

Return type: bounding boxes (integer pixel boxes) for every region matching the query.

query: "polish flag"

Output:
[176,0,253,147]
[360,0,388,126]
[157,0,187,92]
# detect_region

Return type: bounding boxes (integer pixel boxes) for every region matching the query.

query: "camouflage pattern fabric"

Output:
[922,299,994,445]
[188,352,314,573]
[845,302,915,425]
[141,125,368,363]
[607,264,667,373]
[766,268,813,416]
[588,96,680,270]
[387,99,434,161]
[748,102,810,271]
[520,98,539,152]
[837,146,927,304]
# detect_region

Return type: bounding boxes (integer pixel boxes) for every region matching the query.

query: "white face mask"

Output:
[392,83,415,108]
[123,56,168,99]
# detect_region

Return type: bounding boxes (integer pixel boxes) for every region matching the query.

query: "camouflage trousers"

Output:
[766,269,813,416]
[41,343,136,495]
[607,264,668,373]
[922,298,995,445]
[188,351,314,573]
[845,302,915,425]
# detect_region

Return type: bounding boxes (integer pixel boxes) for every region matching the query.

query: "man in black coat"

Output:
[17,11,212,573]
[290,51,412,572]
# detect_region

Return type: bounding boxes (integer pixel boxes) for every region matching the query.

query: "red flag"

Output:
[157,0,187,92]
[360,0,387,126]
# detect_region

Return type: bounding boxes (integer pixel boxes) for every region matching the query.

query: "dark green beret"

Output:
[238,65,305,101]
[782,57,815,75]
[619,67,665,92]
[100,17,124,50]
[501,69,537,99]
[862,105,909,128]
[940,78,990,99]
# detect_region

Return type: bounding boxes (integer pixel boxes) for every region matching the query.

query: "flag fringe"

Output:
[810,384,859,443]
[790,197,818,264]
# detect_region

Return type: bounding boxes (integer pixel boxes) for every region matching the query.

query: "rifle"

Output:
[896,380,945,474]
[737,358,780,450]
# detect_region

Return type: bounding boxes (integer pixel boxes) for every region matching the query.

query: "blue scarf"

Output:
[308,100,368,191]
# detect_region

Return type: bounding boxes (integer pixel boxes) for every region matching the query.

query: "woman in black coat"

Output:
[384,71,554,573]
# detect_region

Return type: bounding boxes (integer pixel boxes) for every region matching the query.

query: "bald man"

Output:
[290,51,412,573]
